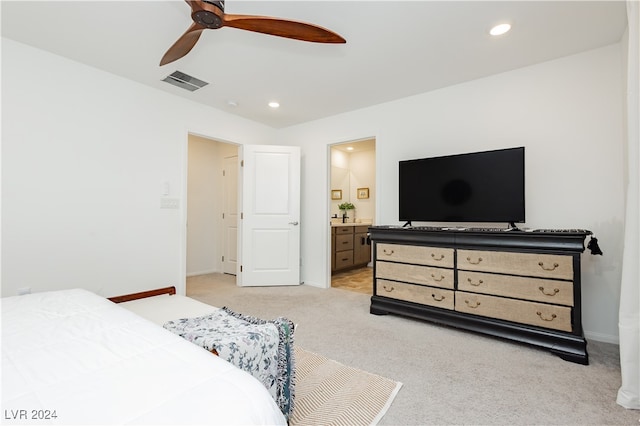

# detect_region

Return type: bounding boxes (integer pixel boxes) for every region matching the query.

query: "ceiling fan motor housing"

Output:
[194,1,224,29]
[202,0,224,8]
[202,1,224,11]
[193,10,222,28]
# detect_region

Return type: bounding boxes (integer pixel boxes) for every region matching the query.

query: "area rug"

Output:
[291,347,402,426]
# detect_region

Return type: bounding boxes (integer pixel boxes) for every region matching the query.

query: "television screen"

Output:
[398,147,525,224]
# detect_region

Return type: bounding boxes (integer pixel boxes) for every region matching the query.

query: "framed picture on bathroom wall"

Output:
[331,189,342,200]
[357,188,369,199]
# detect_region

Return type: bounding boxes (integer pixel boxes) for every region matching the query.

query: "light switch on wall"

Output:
[160,198,179,209]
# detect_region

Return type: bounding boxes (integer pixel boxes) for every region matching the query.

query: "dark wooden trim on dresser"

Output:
[369,226,590,364]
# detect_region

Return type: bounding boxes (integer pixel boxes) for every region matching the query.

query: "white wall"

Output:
[329,147,375,221]
[186,135,238,276]
[1,37,627,343]
[1,39,276,298]
[281,44,626,343]
[349,150,375,223]
[187,135,220,276]
[330,149,350,215]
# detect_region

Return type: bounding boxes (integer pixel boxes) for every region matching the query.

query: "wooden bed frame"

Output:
[108,286,176,303]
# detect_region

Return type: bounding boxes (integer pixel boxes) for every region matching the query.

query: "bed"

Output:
[118,289,296,419]
[1,288,287,425]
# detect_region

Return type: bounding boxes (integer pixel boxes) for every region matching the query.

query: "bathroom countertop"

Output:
[330,221,373,227]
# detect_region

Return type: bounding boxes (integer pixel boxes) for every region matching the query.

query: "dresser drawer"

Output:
[457,249,573,280]
[335,226,353,234]
[376,261,454,289]
[335,250,354,269]
[377,279,454,310]
[335,234,354,250]
[377,243,454,268]
[455,291,572,332]
[458,271,574,306]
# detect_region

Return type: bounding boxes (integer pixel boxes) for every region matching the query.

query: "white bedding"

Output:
[118,293,217,326]
[1,289,286,425]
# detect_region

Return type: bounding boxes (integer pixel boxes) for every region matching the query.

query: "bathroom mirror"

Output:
[330,139,376,224]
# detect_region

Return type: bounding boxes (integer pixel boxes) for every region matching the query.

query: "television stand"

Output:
[369,226,590,364]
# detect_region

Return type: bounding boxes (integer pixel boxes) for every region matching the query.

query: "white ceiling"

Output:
[1,1,628,129]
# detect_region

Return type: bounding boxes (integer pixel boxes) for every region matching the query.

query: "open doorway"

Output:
[186,134,239,283]
[186,138,301,289]
[329,138,376,294]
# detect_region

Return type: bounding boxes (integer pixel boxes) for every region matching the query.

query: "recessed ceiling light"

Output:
[346,147,354,151]
[490,23,511,36]
[268,101,280,108]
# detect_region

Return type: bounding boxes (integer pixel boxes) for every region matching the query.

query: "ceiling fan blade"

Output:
[160,22,207,66]
[222,14,346,44]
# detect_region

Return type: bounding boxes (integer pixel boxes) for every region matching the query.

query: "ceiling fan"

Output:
[160,0,346,66]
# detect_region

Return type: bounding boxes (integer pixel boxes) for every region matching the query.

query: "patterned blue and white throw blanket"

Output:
[163,307,295,419]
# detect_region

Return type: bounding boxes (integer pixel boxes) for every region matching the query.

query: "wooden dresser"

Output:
[332,225,371,272]
[369,226,591,364]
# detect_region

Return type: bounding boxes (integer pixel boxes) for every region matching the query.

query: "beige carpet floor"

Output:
[187,273,639,425]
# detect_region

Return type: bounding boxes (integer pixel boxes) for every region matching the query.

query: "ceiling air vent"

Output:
[162,71,208,92]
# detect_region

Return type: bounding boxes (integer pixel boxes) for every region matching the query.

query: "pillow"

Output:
[163,307,296,419]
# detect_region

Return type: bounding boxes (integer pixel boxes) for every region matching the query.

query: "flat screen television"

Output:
[398,147,525,226]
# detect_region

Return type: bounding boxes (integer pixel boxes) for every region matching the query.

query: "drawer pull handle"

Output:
[342,241,349,244]
[431,274,445,282]
[466,256,483,265]
[467,278,484,286]
[382,249,395,256]
[432,294,445,302]
[431,253,445,261]
[382,285,394,292]
[538,261,559,271]
[464,300,481,308]
[536,311,557,321]
[538,286,560,296]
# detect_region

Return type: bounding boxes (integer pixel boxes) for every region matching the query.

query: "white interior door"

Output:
[222,155,238,275]
[238,145,300,286]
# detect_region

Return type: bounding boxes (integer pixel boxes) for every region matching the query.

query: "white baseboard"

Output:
[186,269,220,278]
[585,330,619,344]
[302,280,326,289]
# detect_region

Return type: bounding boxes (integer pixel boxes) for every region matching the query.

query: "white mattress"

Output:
[118,293,218,326]
[1,289,286,425]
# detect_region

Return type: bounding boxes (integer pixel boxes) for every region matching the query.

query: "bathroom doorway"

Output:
[329,138,376,294]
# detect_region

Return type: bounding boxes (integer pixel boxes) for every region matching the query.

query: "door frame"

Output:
[326,137,377,289]
[179,131,240,295]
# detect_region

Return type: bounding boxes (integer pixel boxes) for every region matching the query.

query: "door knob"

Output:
[289,221,299,226]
